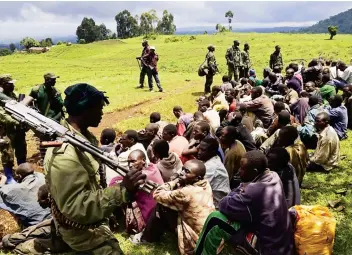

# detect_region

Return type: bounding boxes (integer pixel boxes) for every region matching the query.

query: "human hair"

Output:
[173,106,183,112]
[278,126,298,146]
[290,63,299,72]
[101,128,116,145]
[308,95,319,107]
[150,112,161,122]
[202,137,219,154]
[130,149,147,161]
[195,120,210,134]
[212,85,221,93]
[222,75,230,82]
[273,66,281,74]
[124,130,138,142]
[224,126,238,141]
[330,95,343,107]
[240,78,248,85]
[317,112,330,122]
[252,86,263,96]
[331,61,337,67]
[278,111,291,126]
[163,124,177,136]
[193,111,204,121]
[274,101,286,113]
[219,109,228,122]
[267,147,290,169]
[322,74,330,84]
[152,139,169,158]
[199,99,210,108]
[244,150,268,173]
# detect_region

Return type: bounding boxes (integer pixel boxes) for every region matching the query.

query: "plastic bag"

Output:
[290,205,336,255]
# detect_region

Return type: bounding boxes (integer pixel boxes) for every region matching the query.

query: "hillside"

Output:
[300,8,352,34]
[0,33,352,255]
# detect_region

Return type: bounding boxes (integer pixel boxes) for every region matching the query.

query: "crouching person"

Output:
[141,159,215,255]
[195,151,294,255]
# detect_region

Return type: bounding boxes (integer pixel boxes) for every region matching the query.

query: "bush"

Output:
[56,41,63,45]
[189,36,196,40]
[143,33,157,41]
[164,36,183,43]
[0,48,12,56]
[79,39,86,44]
[66,42,72,46]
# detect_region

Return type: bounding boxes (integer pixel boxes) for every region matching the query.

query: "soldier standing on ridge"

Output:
[240,43,251,79]
[0,75,27,184]
[270,45,283,72]
[136,40,150,89]
[204,44,218,95]
[225,40,242,82]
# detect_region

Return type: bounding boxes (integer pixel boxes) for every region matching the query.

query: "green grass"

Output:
[1,32,352,254]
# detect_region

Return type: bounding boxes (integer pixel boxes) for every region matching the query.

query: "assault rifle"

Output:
[1,99,158,194]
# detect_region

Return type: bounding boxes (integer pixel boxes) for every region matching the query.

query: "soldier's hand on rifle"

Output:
[122,168,146,193]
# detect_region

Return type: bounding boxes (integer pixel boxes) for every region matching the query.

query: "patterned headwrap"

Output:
[64,83,109,116]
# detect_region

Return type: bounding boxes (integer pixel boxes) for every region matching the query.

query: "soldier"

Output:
[269,45,283,72]
[44,83,146,254]
[136,40,150,89]
[143,46,163,92]
[204,45,218,95]
[0,75,27,184]
[240,43,251,78]
[225,40,242,82]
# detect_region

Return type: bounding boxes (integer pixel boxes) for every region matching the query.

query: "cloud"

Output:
[1,1,352,43]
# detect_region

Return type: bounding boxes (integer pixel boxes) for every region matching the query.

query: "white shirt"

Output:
[112,142,150,168]
[203,108,220,131]
[341,66,352,84]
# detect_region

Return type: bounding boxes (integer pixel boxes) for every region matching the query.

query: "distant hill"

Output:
[0,35,77,49]
[299,8,352,34]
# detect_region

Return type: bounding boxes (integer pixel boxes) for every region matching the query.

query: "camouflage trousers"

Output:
[0,130,27,167]
[205,73,214,94]
[228,65,240,82]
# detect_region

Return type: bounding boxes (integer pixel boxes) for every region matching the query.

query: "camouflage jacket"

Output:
[225,46,242,67]
[206,51,217,74]
[269,52,283,69]
[241,50,251,68]
[0,92,20,133]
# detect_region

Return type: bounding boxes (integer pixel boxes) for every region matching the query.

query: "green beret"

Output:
[64,83,109,116]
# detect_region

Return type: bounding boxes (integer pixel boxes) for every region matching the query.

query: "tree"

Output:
[45,38,53,46]
[79,39,86,44]
[20,37,40,50]
[0,48,12,56]
[156,10,176,35]
[115,10,139,39]
[140,12,154,35]
[9,43,16,52]
[96,24,111,41]
[225,11,234,31]
[76,17,99,43]
[148,9,159,31]
[328,25,338,40]
[203,31,208,35]
[216,24,221,32]
[220,26,227,32]
[110,33,117,39]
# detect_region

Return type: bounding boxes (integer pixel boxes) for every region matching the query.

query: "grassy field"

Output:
[1,32,352,254]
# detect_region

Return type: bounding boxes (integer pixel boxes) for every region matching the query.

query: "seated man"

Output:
[220,75,233,92]
[153,140,183,182]
[183,111,205,141]
[150,112,168,139]
[267,147,301,208]
[218,126,246,186]
[225,88,238,114]
[198,99,220,131]
[110,150,164,234]
[277,126,308,185]
[237,103,254,132]
[195,151,294,255]
[238,84,253,103]
[142,159,215,255]
[278,84,299,106]
[142,123,160,163]
[244,87,274,129]
[304,81,323,104]
[319,74,336,104]
[343,85,352,129]
[286,68,302,94]
[162,124,189,159]
[114,130,150,167]
[173,106,193,136]
[307,112,340,172]
[100,128,116,153]
[0,163,51,227]
[197,138,230,208]
[326,95,348,140]
[334,62,352,91]
[210,86,229,111]
[290,91,310,124]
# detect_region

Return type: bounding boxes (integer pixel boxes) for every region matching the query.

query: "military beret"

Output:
[233,40,240,44]
[44,73,59,79]
[207,44,215,50]
[64,83,109,116]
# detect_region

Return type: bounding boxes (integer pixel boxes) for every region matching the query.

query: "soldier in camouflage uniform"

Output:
[44,83,146,255]
[136,40,150,89]
[240,43,251,78]
[269,45,283,72]
[204,45,218,95]
[0,75,27,184]
[225,40,242,82]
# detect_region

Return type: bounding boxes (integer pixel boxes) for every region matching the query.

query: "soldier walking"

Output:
[240,43,251,78]
[136,40,150,89]
[204,45,218,95]
[269,45,283,72]
[0,75,27,184]
[225,40,242,81]
[44,83,146,255]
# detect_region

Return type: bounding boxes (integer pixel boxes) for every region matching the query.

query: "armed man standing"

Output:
[0,75,27,184]
[136,40,150,89]
[269,45,284,72]
[225,40,242,82]
[143,46,163,92]
[204,45,218,95]
[44,83,146,254]
[240,43,251,78]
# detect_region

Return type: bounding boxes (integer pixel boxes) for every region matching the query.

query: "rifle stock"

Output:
[1,100,158,193]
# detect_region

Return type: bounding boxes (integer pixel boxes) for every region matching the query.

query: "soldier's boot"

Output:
[4,166,17,184]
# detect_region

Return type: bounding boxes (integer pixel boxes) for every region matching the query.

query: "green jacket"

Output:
[225,46,242,67]
[44,120,128,252]
[206,51,217,74]
[241,50,251,69]
[29,84,64,122]
[269,52,283,70]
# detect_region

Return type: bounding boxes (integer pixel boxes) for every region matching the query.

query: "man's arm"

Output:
[153,180,190,211]
[310,139,330,165]
[176,120,187,136]
[243,98,261,111]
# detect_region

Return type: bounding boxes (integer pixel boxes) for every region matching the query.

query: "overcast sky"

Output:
[1,1,352,43]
